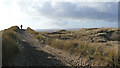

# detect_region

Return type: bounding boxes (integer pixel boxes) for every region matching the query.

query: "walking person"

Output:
[20,25,23,29]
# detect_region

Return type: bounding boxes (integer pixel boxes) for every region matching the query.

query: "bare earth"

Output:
[8,29,90,66]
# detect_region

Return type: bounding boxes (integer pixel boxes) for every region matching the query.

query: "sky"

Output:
[0,0,119,30]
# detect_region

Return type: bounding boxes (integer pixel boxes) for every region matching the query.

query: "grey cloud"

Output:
[19,2,118,22]
[52,19,68,26]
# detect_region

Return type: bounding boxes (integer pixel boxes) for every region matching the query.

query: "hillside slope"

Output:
[2,27,120,67]
[41,28,119,42]
[35,27,120,66]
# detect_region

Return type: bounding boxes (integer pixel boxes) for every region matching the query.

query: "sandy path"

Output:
[7,30,66,66]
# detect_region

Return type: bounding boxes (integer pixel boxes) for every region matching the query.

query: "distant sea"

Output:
[34,27,115,32]
[34,28,81,32]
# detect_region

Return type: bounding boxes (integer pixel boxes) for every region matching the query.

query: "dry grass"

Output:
[2,26,20,66]
[4,26,19,31]
[27,27,45,42]
[27,27,38,35]
[33,27,119,66]
[45,38,119,66]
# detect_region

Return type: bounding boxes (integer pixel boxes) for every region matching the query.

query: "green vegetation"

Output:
[2,26,20,66]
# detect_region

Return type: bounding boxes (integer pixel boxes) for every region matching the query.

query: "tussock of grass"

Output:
[27,27,38,35]
[27,27,45,42]
[34,34,45,42]
[2,26,20,66]
[45,39,88,54]
[4,26,19,31]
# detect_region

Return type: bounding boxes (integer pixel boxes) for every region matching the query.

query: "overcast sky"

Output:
[0,0,119,30]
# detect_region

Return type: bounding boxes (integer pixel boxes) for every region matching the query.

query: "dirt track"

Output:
[7,29,89,66]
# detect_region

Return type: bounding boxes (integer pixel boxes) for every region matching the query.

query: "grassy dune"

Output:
[2,26,119,66]
[2,26,20,66]
[34,27,119,66]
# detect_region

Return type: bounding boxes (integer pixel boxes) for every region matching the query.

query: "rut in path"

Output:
[8,29,66,66]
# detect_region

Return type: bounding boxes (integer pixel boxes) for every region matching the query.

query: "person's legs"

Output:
[20,25,22,29]
[20,25,23,29]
